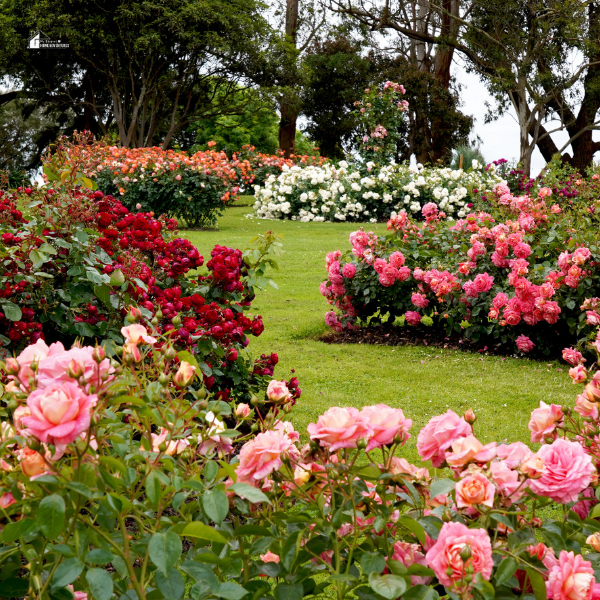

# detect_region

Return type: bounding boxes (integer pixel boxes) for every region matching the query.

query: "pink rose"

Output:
[575,393,599,420]
[260,551,280,563]
[389,251,405,268]
[236,429,298,485]
[455,472,495,508]
[373,258,387,274]
[405,311,422,326]
[411,293,429,309]
[21,381,97,452]
[492,293,508,309]
[235,403,251,418]
[319,281,331,297]
[530,439,595,503]
[342,263,356,278]
[496,442,532,468]
[359,404,412,451]
[121,324,157,345]
[307,407,372,452]
[586,311,600,326]
[546,551,596,600]
[513,242,531,259]
[515,335,535,353]
[425,522,493,588]
[37,346,112,390]
[528,401,563,443]
[392,542,430,585]
[489,460,526,504]
[473,273,494,293]
[417,410,472,468]
[563,347,585,366]
[266,380,291,403]
[570,365,588,384]
[151,427,190,455]
[445,435,496,469]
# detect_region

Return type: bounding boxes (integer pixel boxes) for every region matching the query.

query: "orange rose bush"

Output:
[3,319,600,600]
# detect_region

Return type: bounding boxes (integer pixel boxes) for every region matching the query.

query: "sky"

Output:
[454,63,574,177]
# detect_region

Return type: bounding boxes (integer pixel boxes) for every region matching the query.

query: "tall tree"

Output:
[1,0,282,149]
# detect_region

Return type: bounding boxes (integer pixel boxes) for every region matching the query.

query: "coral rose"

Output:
[360,404,412,451]
[516,335,535,353]
[529,439,595,503]
[546,551,596,600]
[236,429,298,485]
[528,401,563,443]
[21,381,97,452]
[455,472,495,508]
[445,435,497,469]
[425,522,493,588]
[19,447,48,478]
[417,410,472,468]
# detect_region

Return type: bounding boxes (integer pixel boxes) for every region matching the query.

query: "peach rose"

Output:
[392,541,430,585]
[546,551,596,600]
[360,404,412,450]
[445,435,497,469]
[13,406,31,433]
[173,361,196,388]
[121,324,157,345]
[19,447,48,478]
[455,472,495,508]
[307,407,372,452]
[520,453,545,479]
[260,551,280,563]
[21,381,97,452]
[0,492,16,509]
[528,401,563,443]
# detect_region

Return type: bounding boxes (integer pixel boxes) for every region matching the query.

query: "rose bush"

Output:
[253,160,504,223]
[0,171,285,404]
[321,184,600,357]
[3,321,600,599]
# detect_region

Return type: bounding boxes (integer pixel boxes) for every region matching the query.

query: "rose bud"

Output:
[585,382,600,403]
[266,380,291,404]
[174,361,196,388]
[464,409,477,425]
[235,403,251,418]
[19,447,47,477]
[68,359,84,379]
[92,346,106,364]
[129,306,142,321]
[5,358,19,376]
[587,533,600,552]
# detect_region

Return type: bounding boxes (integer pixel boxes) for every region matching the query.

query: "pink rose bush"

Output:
[321,185,600,358]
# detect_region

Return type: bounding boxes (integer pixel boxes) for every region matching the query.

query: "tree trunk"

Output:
[279,0,300,158]
[515,84,532,178]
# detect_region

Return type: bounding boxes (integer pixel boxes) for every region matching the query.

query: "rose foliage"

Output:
[3,321,600,599]
[321,184,600,357]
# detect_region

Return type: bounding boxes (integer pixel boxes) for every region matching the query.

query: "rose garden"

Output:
[2,69,600,600]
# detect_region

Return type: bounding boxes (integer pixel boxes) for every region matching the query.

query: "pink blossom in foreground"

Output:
[405,311,422,326]
[425,522,493,588]
[546,551,596,600]
[417,410,472,468]
[22,381,97,452]
[563,347,585,366]
[392,542,431,585]
[529,439,595,504]
[236,429,298,485]
[307,407,372,452]
[341,263,356,278]
[445,435,497,468]
[359,404,412,451]
[515,335,535,353]
[528,401,563,443]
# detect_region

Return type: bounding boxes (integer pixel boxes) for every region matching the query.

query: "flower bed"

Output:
[253,160,504,223]
[2,317,600,599]
[321,185,600,357]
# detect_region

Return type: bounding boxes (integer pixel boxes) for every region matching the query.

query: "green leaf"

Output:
[203,489,229,525]
[1,301,22,321]
[51,558,84,589]
[149,531,182,576]
[155,568,185,600]
[229,482,271,505]
[0,578,30,597]
[85,549,115,565]
[146,471,162,508]
[182,522,227,544]
[215,582,248,600]
[109,269,125,286]
[525,566,547,600]
[180,561,219,588]
[73,321,95,337]
[177,350,199,370]
[86,568,113,600]
[38,494,65,541]
[361,552,386,575]
[402,585,440,600]
[474,573,496,600]
[368,573,407,600]
[94,284,112,308]
[29,248,48,269]
[429,478,455,498]
[398,515,426,546]
[495,557,518,587]
[38,242,58,255]
[65,482,94,499]
[274,583,303,600]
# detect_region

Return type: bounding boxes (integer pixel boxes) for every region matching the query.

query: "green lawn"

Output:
[183,201,575,463]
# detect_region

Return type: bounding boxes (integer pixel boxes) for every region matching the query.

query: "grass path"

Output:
[184,202,574,461]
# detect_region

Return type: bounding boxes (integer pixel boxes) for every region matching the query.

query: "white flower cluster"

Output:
[252,160,504,222]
